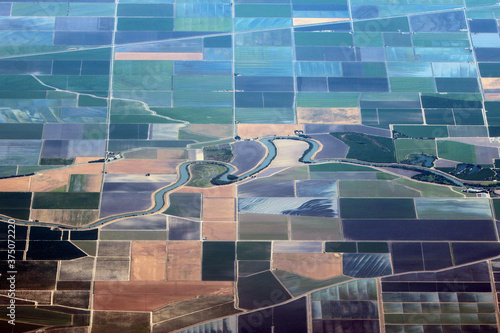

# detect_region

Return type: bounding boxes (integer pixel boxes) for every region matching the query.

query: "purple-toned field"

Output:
[296,180,337,197]
[304,124,391,137]
[238,179,295,197]
[231,141,266,176]
[310,171,378,180]
[309,134,349,160]
[102,214,167,230]
[434,159,459,168]
[238,198,339,217]
[99,192,152,218]
[103,182,171,192]
[475,145,499,164]
[41,140,106,158]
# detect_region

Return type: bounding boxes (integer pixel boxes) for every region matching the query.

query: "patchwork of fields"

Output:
[3,0,500,332]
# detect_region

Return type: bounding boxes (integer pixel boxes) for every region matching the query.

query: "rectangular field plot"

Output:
[237,179,295,197]
[290,216,342,241]
[0,140,42,165]
[339,180,420,198]
[342,219,496,241]
[31,209,99,227]
[94,258,130,281]
[392,178,464,198]
[238,213,288,240]
[0,192,31,220]
[238,197,338,217]
[202,241,235,281]
[100,230,167,241]
[437,140,477,164]
[272,252,342,280]
[339,198,416,219]
[131,241,167,281]
[394,139,437,162]
[415,198,492,219]
[32,192,100,209]
[167,241,201,281]
[203,222,236,241]
[164,193,201,220]
[168,217,200,240]
[99,192,152,218]
[106,159,182,174]
[102,214,167,230]
[203,197,235,222]
[296,180,337,197]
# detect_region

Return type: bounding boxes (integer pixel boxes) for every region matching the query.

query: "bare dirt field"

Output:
[203,198,235,221]
[167,241,201,281]
[93,280,233,311]
[272,252,342,280]
[131,241,167,281]
[106,159,181,174]
[187,124,233,138]
[30,172,69,192]
[175,184,236,198]
[156,149,188,160]
[0,176,30,191]
[202,222,237,241]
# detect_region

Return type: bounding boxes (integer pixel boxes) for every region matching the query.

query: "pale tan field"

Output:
[187,124,233,138]
[202,222,237,241]
[0,176,30,192]
[203,198,235,222]
[482,78,500,90]
[131,241,167,281]
[293,17,349,26]
[272,252,342,280]
[115,52,203,60]
[156,149,188,160]
[484,93,500,101]
[106,159,182,174]
[30,209,99,226]
[29,163,104,192]
[167,241,202,281]
[175,184,236,198]
[268,140,310,168]
[237,124,304,139]
[30,172,69,192]
[297,107,361,124]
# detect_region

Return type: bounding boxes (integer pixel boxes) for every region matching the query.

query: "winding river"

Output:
[0,136,465,230]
